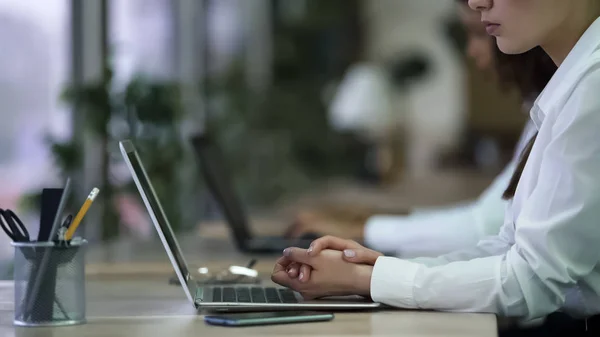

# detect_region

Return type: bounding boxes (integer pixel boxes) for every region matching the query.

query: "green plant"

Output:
[20,65,186,241]
[118,76,185,231]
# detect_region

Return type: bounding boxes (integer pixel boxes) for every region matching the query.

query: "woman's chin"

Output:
[496,38,535,55]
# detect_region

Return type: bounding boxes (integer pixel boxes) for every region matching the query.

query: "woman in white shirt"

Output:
[287,2,555,258]
[274,0,600,335]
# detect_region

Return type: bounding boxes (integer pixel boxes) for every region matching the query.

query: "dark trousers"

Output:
[499,313,599,337]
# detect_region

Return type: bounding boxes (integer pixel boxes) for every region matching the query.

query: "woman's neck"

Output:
[542,11,599,67]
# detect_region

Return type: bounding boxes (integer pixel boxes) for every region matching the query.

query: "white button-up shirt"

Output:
[364,121,536,258]
[370,17,600,321]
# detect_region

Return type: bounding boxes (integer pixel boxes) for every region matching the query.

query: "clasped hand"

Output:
[271,236,384,299]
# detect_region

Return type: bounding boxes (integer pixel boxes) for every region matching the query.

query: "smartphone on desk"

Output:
[204,311,334,327]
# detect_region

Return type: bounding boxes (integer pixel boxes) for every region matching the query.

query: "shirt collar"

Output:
[532,16,600,126]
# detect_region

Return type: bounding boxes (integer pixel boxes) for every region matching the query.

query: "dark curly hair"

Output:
[455,0,557,199]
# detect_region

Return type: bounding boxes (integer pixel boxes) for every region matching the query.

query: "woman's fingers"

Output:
[286,262,301,278]
[272,256,298,287]
[283,247,312,264]
[298,264,312,283]
[341,247,383,265]
[307,235,363,256]
[302,235,383,265]
[273,256,293,274]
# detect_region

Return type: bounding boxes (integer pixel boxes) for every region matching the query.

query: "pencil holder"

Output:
[12,240,87,327]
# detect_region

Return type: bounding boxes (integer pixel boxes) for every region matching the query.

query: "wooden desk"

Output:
[0,277,497,337]
[0,173,499,336]
[0,239,498,337]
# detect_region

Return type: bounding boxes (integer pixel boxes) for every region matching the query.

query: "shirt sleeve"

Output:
[370,70,600,320]
[364,161,515,258]
[409,210,515,267]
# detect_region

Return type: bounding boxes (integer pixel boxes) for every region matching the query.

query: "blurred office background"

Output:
[0,0,526,274]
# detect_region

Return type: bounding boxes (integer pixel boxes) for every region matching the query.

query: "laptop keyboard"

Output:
[212,287,298,304]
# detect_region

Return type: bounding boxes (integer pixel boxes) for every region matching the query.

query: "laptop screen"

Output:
[119,140,196,304]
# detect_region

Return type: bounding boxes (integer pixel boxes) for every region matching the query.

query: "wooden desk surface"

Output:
[0,246,498,337]
[0,277,497,337]
[0,173,499,336]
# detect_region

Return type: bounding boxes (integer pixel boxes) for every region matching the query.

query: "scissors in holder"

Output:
[57,214,73,242]
[0,208,31,242]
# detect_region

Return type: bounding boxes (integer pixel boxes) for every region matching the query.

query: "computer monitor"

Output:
[190,134,253,249]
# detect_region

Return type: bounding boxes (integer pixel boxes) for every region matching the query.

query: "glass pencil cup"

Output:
[12,239,87,327]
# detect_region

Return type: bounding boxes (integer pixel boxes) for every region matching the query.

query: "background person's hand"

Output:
[271,248,373,300]
[283,209,366,239]
[283,204,410,240]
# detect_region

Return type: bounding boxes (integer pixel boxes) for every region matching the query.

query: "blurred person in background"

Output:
[285,0,555,259]
[276,0,600,335]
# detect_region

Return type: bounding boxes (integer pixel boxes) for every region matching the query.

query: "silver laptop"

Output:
[119,139,382,312]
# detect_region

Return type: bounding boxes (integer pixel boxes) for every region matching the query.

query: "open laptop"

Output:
[119,139,381,312]
[189,134,320,254]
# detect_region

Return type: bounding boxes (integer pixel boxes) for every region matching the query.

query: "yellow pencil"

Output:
[65,188,100,240]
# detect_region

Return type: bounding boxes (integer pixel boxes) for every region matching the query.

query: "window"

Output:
[0,0,70,259]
